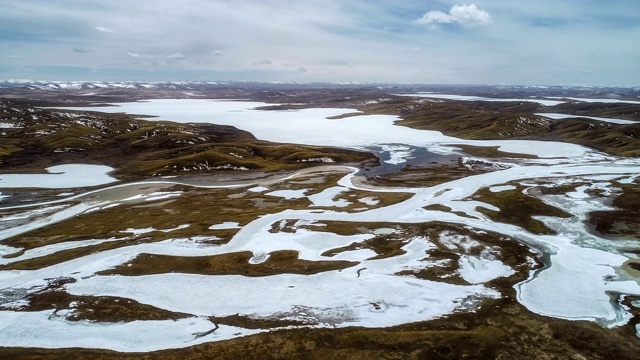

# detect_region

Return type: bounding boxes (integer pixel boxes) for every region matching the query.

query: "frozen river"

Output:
[0,99,638,351]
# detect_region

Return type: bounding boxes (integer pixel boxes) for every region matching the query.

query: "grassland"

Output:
[344,96,640,157]
[0,171,413,271]
[470,185,572,235]
[0,100,376,180]
[589,179,640,239]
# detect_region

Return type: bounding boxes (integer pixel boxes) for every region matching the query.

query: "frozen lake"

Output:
[0,164,117,189]
[397,92,566,106]
[536,112,637,125]
[61,99,596,160]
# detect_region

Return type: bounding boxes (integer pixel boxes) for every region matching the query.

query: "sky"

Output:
[1,0,639,86]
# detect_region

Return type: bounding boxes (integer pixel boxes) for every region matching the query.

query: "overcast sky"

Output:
[1,0,639,86]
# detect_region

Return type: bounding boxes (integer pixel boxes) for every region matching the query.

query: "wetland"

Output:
[1,84,640,358]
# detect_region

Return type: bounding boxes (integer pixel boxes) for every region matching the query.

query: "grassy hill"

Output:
[0,100,376,180]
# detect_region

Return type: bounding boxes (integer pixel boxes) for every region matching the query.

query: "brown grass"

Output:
[98,250,358,277]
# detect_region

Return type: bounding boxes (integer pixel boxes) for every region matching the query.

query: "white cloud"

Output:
[1,0,638,85]
[416,10,454,26]
[415,4,492,28]
[94,26,114,33]
[167,53,185,59]
[253,59,272,66]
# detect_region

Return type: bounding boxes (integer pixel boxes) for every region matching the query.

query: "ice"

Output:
[380,144,414,165]
[121,191,182,202]
[548,97,640,105]
[617,176,637,184]
[566,185,591,199]
[0,311,260,352]
[58,99,593,159]
[398,93,566,106]
[265,189,308,199]
[0,164,117,189]
[458,255,515,284]
[536,113,637,125]
[516,239,638,325]
[0,99,636,350]
[0,238,120,266]
[0,203,97,242]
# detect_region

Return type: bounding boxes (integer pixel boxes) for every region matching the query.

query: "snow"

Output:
[373,228,396,235]
[248,186,269,193]
[120,227,157,235]
[208,222,241,230]
[265,189,308,199]
[439,231,481,252]
[0,122,20,129]
[358,197,380,206]
[308,186,351,207]
[458,255,515,284]
[489,185,516,193]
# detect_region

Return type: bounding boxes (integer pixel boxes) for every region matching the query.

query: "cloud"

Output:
[1,0,637,85]
[414,4,492,28]
[72,47,90,53]
[253,59,272,66]
[297,66,307,72]
[167,52,185,59]
[94,26,114,33]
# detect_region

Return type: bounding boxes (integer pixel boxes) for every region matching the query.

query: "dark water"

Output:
[358,144,459,177]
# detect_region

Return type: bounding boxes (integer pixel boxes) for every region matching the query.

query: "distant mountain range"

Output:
[1,80,639,92]
[0,80,384,91]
